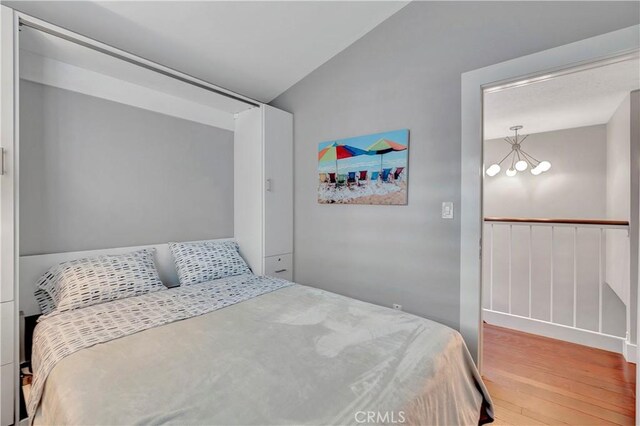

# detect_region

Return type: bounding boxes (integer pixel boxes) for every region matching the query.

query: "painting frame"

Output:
[317,129,409,205]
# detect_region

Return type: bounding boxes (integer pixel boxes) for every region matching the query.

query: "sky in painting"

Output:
[318,129,409,174]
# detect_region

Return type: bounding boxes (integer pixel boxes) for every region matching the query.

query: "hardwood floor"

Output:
[482,323,636,425]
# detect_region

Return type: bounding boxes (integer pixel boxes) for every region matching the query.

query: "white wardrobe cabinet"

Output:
[234,105,293,279]
[264,254,293,281]
[0,303,14,426]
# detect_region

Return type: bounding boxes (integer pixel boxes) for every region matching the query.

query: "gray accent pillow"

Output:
[169,240,251,286]
[35,249,165,315]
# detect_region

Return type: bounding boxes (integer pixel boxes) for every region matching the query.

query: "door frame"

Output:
[460,24,640,372]
[0,5,19,425]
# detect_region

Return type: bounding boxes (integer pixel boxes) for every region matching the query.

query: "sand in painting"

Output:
[318,182,407,205]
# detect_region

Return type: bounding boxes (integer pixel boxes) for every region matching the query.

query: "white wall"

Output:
[606,95,631,304]
[484,125,607,218]
[605,91,640,345]
[271,1,640,331]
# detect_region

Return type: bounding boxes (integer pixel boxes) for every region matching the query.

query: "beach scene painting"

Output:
[318,129,409,205]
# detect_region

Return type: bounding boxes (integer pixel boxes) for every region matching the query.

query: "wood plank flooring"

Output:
[482,323,636,425]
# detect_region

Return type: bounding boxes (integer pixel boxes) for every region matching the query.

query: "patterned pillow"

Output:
[169,240,252,286]
[35,249,165,315]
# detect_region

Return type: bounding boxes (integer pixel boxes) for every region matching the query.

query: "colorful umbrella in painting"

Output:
[318,142,372,173]
[366,138,408,171]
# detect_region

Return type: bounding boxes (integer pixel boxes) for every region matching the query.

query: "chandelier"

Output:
[485,125,551,177]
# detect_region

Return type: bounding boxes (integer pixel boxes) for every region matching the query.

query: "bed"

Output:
[24,243,493,426]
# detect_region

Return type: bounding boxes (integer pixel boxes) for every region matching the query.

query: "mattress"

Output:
[30,275,493,425]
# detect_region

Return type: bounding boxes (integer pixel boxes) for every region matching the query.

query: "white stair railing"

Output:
[483,217,630,343]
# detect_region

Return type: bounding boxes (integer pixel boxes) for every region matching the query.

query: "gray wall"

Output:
[632,90,640,348]
[484,125,607,218]
[20,80,234,255]
[271,1,640,330]
[630,91,640,345]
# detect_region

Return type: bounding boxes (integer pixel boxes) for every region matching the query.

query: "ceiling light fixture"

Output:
[485,125,551,177]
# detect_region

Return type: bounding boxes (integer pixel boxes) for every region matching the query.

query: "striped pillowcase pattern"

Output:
[169,241,251,286]
[35,249,165,315]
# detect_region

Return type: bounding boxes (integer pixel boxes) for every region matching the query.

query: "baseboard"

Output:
[483,309,627,355]
[623,341,637,363]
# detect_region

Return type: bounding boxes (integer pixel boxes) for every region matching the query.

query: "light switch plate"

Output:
[442,202,454,219]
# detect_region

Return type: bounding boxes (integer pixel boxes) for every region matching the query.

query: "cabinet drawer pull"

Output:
[275,269,287,273]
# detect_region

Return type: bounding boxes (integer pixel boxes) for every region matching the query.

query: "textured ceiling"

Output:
[484,58,640,139]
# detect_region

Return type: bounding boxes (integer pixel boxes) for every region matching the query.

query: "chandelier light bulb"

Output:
[538,161,551,172]
[488,126,551,178]
[486,164,501,177]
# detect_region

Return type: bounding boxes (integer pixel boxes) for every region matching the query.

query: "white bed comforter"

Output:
[31,275,493,425]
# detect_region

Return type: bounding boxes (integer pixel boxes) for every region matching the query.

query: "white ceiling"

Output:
[6,1,408,102]
[484,58,640,140]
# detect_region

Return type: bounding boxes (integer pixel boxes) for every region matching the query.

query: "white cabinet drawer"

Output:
[264,253,293,281]
[0,363,13,426]
[0,302,13,366]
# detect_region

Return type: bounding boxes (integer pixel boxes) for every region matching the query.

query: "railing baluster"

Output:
[550,226,554,323]
[598,228,603,333]
[528,225,532,318]
[480,218,629,344]
[573,226,577,328]
[490,224,494,311]
[508,224,512,314]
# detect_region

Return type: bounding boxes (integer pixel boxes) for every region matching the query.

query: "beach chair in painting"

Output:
[370,171,380,183]
[357,170,368,185]
[319,173,328,186]
[347,171,358,187]
[381,168,393,183]
[328,173,337,187]
[393,167,405,182]
[337,174,347,187]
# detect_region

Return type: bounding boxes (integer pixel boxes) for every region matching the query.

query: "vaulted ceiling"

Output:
[6,1,408,102]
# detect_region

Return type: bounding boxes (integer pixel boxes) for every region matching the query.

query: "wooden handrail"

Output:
[484,217,629,226]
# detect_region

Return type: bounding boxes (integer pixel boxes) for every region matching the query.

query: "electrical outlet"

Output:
[392,303,403,311]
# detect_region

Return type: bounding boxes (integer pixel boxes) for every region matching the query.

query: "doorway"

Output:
[480,56,638,425]
[460,24,640,425]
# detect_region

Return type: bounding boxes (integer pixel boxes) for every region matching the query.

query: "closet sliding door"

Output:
[0,6,17,426]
